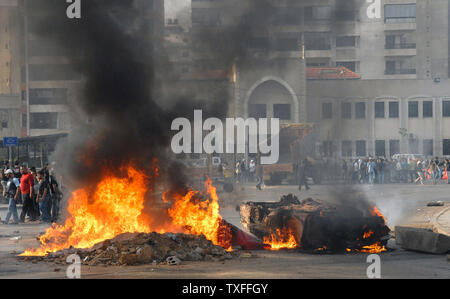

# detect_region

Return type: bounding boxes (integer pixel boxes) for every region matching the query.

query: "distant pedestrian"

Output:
[2,169,20,225]
[256,163,264,190]
[19,166,36,222]
[1,161,10,198]
[446,159,450,184]
[36,170,51,223]
[47,169,61,222]
[298,160,310,191]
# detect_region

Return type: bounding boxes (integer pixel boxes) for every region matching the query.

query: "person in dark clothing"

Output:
[446,159,450,184]
[46,169,61,222]
[256,163,264,190]
[30,167,40,219]
[36,170,51,223]
[298,160,310,191]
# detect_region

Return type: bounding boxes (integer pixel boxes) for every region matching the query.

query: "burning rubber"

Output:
[240,194,390,253]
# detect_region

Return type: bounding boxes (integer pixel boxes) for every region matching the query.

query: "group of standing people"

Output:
[1,161,62,225]
[344,157,450,185]
[234,159,257,183]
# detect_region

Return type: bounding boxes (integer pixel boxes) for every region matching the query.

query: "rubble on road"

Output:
[19,232,236,266]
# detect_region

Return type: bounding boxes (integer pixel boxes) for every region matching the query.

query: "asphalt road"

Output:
[0,183,449,279]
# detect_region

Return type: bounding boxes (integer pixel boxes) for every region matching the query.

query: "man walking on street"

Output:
[298,160,310,191]
[2,169,20,224]
[19,166,35,222]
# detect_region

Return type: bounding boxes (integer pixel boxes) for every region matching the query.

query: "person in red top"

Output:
[19,165,36,222]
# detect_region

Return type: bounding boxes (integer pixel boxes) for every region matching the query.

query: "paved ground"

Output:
[0,183,449,279]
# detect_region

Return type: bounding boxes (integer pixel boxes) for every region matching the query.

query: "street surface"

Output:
[0,183,449,279]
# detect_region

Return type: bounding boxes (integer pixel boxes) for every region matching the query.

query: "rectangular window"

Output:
[423,101,433,118]
[30,112,58,129]
[408,101,419,118]
[304,6,332,21]
[375,140,386,157]
[335,10,356,22]
[385,35,396,49]
[341,141,352,157]
[273,7,303,25]
[28,40,68,57]
[322,141,333,157]
[384,4,416,23]
[322,103,332,119]
[29,88,68,105]
[389,101,399,118]
[336,36,356,47]
[443,101,450,117]
[423,139,433,156]
[192,8,221,26]
[248,104,267,119]
[385,61,396,74]
[249,37,269,50]
[304,32,330,50]
[356,140,366,157]
[273,104,291,120]
[375,102,385,118]
[355,102,366,119]
[29,64,81,81]
[341,103,351,119]
[275,37,300,51]
[336,61,356,72]
[389,140,400,156]
[444,139,450,156]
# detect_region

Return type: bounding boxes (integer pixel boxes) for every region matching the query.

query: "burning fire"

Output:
[370,206,386,223]
[20,166,152,256]
[168,178,232,250]
[263,228,298,250]
[347,206,388,254]
[20,164,231,256]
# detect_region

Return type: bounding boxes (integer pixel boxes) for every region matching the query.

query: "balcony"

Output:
[385,68,416,75]
[385,43,416,56]
[384,22,416,31]
[384,68,416,79]
[385,43,416,49]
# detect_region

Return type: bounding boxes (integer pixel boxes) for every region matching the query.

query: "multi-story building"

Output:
[165,18,193,75]
[0,0,21,137]
[0,0,165,164]
[189,0,450,158]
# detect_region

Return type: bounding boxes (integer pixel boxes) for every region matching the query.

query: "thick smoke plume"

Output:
[30,0,281,194]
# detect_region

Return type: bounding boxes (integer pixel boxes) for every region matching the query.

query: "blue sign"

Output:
[3,137,18,147]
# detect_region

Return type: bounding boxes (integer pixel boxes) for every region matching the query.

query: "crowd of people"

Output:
[1,161,62,225]
[342,157,450,185]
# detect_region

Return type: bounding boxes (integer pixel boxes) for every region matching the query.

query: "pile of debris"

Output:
[20,232,234,266]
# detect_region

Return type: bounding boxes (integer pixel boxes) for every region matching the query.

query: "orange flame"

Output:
[20,166,231,256]
[168,178,232,250]
[263,228,298,250]
[370,206,386,223]
[363,230,374,239]
[20,166,152,256]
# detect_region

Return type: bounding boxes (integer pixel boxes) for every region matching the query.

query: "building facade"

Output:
[189,0,450,159]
